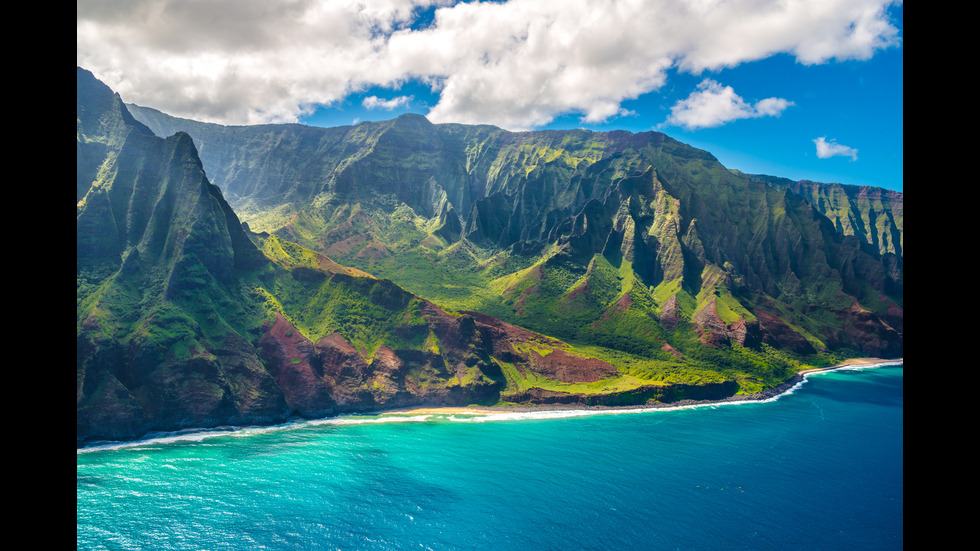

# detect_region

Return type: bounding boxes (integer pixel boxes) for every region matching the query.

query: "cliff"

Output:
[128,104,903,359]
[76,68,903,445]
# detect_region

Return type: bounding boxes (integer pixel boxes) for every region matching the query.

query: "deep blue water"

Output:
[77,364,902,550]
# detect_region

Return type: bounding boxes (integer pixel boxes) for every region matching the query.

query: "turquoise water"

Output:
[77,364,903,550]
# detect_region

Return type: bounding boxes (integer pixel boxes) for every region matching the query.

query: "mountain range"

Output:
[77,67,902,445]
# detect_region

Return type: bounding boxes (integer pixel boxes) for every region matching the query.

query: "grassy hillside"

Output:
[128,99,902,370]
[85,68,873,445]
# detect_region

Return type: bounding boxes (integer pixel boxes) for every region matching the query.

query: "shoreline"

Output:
[373,357,904,417]
[78,357,902,451]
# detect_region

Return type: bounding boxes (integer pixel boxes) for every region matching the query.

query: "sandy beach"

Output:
[378,357,903,417]
[380,406,507,416]
[797,357,903,375]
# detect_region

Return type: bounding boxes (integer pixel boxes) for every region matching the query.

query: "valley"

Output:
[77,67,902,445]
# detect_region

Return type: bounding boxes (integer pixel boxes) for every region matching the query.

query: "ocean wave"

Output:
[814,360,903,372]
[76,415,465,453]
[77,427,247,453]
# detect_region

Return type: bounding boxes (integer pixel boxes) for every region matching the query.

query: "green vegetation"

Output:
[183,106,898,384]
[77,68,902,445]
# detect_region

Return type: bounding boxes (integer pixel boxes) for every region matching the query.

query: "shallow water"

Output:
[77,364,903,550]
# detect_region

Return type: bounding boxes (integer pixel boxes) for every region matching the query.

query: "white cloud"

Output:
[813,137,858,160]
[363,95,414,110]
[77,0,901,128]
[665,79,793,130]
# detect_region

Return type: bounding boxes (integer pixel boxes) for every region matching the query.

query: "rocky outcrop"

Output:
[77,68,292,445]
[755,310,817,354]
[257,313,336,418]
[821,300,903,358]
[750,174,904,258]
[504,380,741,406]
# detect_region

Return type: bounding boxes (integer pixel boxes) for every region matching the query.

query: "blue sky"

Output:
[78,0,903,192]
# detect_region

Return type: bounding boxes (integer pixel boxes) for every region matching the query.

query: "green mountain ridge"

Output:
[78,68,558,445]
[76,67,901,445]
[127,102,902,358]
[742,172,903,258]
[131,102,903,261]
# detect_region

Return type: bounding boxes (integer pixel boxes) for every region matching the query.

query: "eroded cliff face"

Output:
[77,68,903,445]
[77,70,487,444]
[252,307,504,416]
[746,173,903,258]
[88,68,730,446]
[127,105,901,362]
[78,68,288,443]
[503,380,742,407]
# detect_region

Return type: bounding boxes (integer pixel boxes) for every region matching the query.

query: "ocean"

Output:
[77,363,903,550]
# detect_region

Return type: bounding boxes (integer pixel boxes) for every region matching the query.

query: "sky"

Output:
[77,0,903,192]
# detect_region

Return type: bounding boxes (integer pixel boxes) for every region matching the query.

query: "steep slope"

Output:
[79,69,509,444]
[78,68,280,443]
[745,173,903,258]
[128,106,902,364]
[91,69,816,445]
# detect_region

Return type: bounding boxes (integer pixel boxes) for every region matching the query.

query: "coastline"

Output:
[78,357,901,451]
[377,357,904,418]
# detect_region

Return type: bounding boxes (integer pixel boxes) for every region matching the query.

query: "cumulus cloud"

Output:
[363,95,414,110]
[665,79,793,130]
[77,0,902,128]
[814,137,858,160]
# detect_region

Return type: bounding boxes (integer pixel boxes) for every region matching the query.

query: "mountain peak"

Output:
[77,66,154,142]
[395,112,430,122]
[389,112,434,130]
